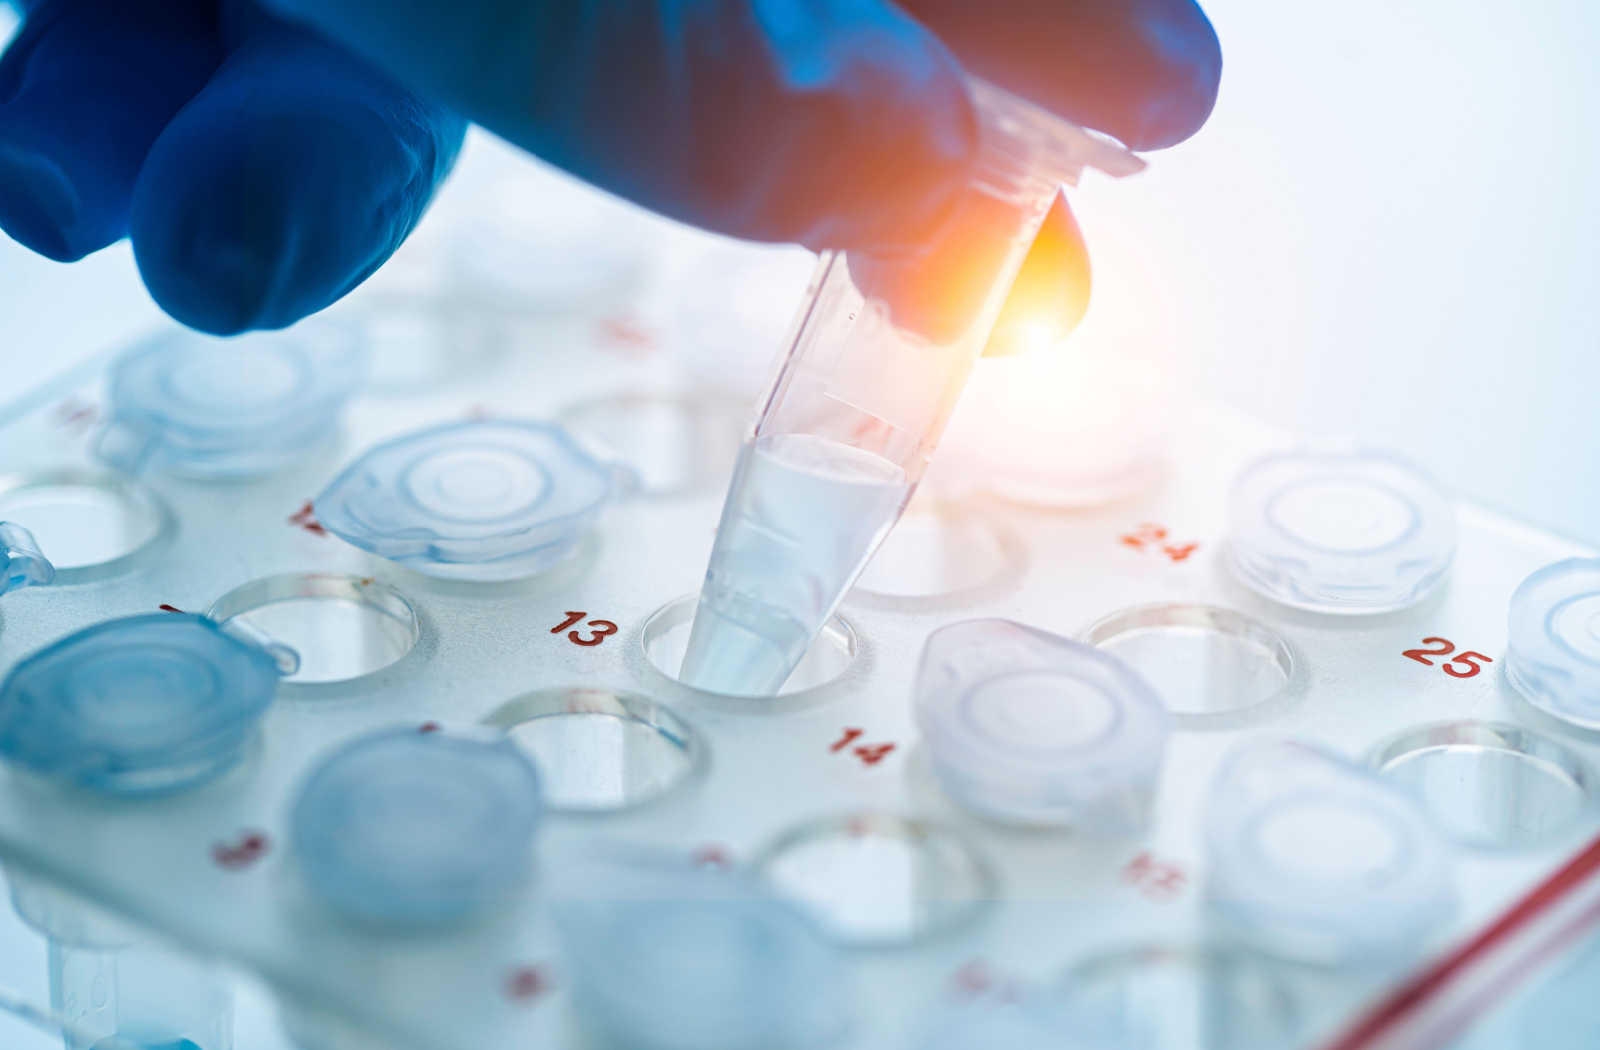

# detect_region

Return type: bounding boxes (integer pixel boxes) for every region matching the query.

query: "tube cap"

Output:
[0,614,287,794]
[1507,558,1600,728]
[1227,449,1455,613]
[291,726,542,925]
[96,326,363,478]
[315,420,621,581]
[0,522,53,594]
[552,853,848,1050]
[915,619,1169,832]
[1204,739,1455,965]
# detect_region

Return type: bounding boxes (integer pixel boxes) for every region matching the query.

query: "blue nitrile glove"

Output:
[0,0,1219,334]
[0,0,466,333]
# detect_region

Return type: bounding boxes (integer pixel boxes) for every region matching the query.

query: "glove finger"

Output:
[128,14,465,334]
[985,190,1091,356]
[0,0,221,261]
[898,0,1222,150]
[256,0,977,254]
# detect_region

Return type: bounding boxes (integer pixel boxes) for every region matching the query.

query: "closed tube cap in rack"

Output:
[314,420,622,581]
[551,853,849,1050]
[0,522,53,594]
[1507,558,1600,728]
[915,619,1169,833]
[1204,739,1456,967]
[1227,449,1455,613]
[0,614,291,794]
[291,726,543,925]
[95,326,363,479]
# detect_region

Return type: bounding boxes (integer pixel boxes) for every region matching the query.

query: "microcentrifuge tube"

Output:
[680,79,1144,696]
[53,940,233,1050]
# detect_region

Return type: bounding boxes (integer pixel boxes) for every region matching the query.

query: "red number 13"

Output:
[551,611,618,647]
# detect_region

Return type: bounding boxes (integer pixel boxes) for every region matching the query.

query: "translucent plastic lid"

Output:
[1506,558,1600,728]
[915,619,1169,832]
[290,726,543,925]
[1204,739,1455,966]
[0,613,290,794]
[96,325,364,478]
[551,853,848,1050]
[0,521,53,594]
[1227,449,1456,613]
[314,420,622,581]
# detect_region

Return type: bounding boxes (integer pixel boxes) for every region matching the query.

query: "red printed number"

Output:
[212,831,270,870]
[829,728,895,767]
[288,501,326,537]
[1402,637,1493,679]
[1121,524,1199,563]
[1121,851,1187,900]
[829,728,864,752]
[53,398,98,432]
[504,965,552,1003]
[854,743,896,766]
[551,611,617,647]
[1120,523,1168,549]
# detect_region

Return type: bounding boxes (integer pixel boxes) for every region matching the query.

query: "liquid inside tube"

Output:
[681,434,909,695]
[678,79,1142,697]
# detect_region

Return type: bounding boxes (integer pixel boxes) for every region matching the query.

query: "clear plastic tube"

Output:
[681,80,1143,696]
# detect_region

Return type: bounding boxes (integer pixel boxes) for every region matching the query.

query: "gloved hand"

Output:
[0,0,1219,335]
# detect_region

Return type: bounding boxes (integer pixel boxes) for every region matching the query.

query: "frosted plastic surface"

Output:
[0,310,1595,1050]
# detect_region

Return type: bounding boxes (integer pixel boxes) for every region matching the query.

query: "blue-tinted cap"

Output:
[1507,558,1600,728]
[0,614,288,794]
[96,325,363,479]
[291,726,542,925]
[552,853,848,1050]
[0,522,53,594]
[314,420,621,581]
